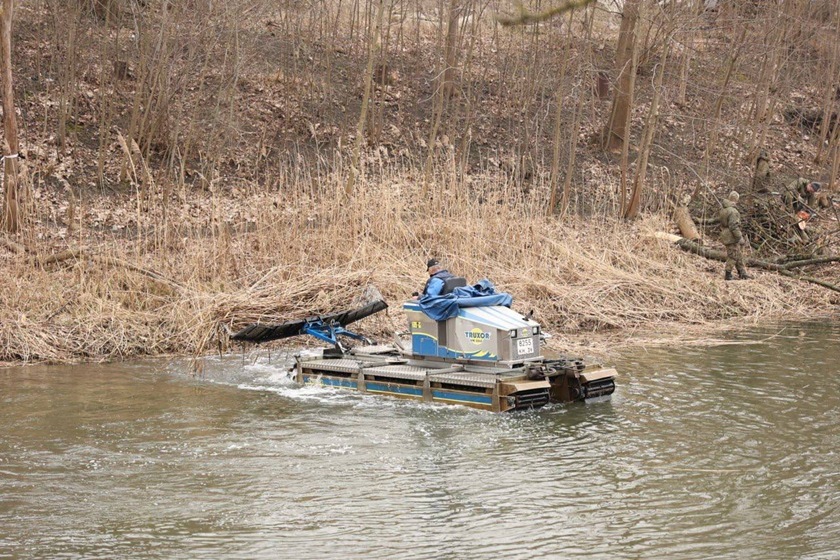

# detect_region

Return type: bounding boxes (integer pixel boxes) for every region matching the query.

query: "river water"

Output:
[1,322,838,559]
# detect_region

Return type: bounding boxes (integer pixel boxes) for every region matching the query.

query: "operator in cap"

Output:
[415,258,456,298]
[718,190,750,281]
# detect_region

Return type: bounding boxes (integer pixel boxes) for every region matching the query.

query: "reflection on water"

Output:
[1,323,839,559]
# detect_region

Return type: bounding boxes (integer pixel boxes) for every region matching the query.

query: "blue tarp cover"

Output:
[418,278,513,321]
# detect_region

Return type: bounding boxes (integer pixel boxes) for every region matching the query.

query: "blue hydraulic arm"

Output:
[231,299,388,347]
[301,318,373,351]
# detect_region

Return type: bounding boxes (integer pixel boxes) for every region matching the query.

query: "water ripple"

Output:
[1,322,839,559]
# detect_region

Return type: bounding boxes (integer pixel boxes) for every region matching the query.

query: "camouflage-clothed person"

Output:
[718,191,749,280]
[751,150,770,193]
[783,177,820,210]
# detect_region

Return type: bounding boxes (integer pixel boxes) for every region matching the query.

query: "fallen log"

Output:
[0,235,25,254]
[674,237,840,294]
[779,256,840,270]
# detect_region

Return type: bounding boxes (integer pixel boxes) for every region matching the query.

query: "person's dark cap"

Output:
[426,258,440,269]
[810,182,821,192]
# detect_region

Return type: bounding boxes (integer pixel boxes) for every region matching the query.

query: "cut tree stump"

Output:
[673,206,702,241]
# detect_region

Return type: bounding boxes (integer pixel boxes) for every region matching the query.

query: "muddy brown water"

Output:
[1,322,838,559]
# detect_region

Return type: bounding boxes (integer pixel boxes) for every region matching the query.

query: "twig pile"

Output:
[741,193,826,259]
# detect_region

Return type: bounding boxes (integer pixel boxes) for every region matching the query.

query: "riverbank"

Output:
[1,2,838,365]
[1,175,836,366]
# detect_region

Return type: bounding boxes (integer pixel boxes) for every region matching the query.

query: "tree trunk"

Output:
[346,0,385,199]
[423,0,463,193]
[562,6,595,216]
[0,0,21,234]
[677,1,702,105]
[562,79,586,215]
[602,0,640,153]
[441,0,462,100]
[625,40,669,219]
[455,2,478,183]
[617,14,640,215]
[547,12,574,215]
[698,27,746,192]
[815,6,840,164]
[830,126,840,192]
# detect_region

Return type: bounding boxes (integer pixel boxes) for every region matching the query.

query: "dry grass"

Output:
[2,1,837,367]
[1,165,835,366]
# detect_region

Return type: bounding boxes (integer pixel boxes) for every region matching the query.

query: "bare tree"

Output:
[423,0,465,191]
[555,7,595,216]
[547,12,576,215]
[625,40,669,219]
[815,5,840,165]
[442,0,463,100]
[616,8,639,216]
[602,0,641,153]
[698,26,746,191]
[346,0,386,198]
[0,0,22,234]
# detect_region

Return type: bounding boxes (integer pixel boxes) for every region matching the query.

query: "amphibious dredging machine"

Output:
[232,288,616,412]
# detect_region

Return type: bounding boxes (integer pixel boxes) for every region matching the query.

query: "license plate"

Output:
[517,338,534,355]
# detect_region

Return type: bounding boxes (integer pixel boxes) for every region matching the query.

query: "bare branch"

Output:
[496,0,597,27]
